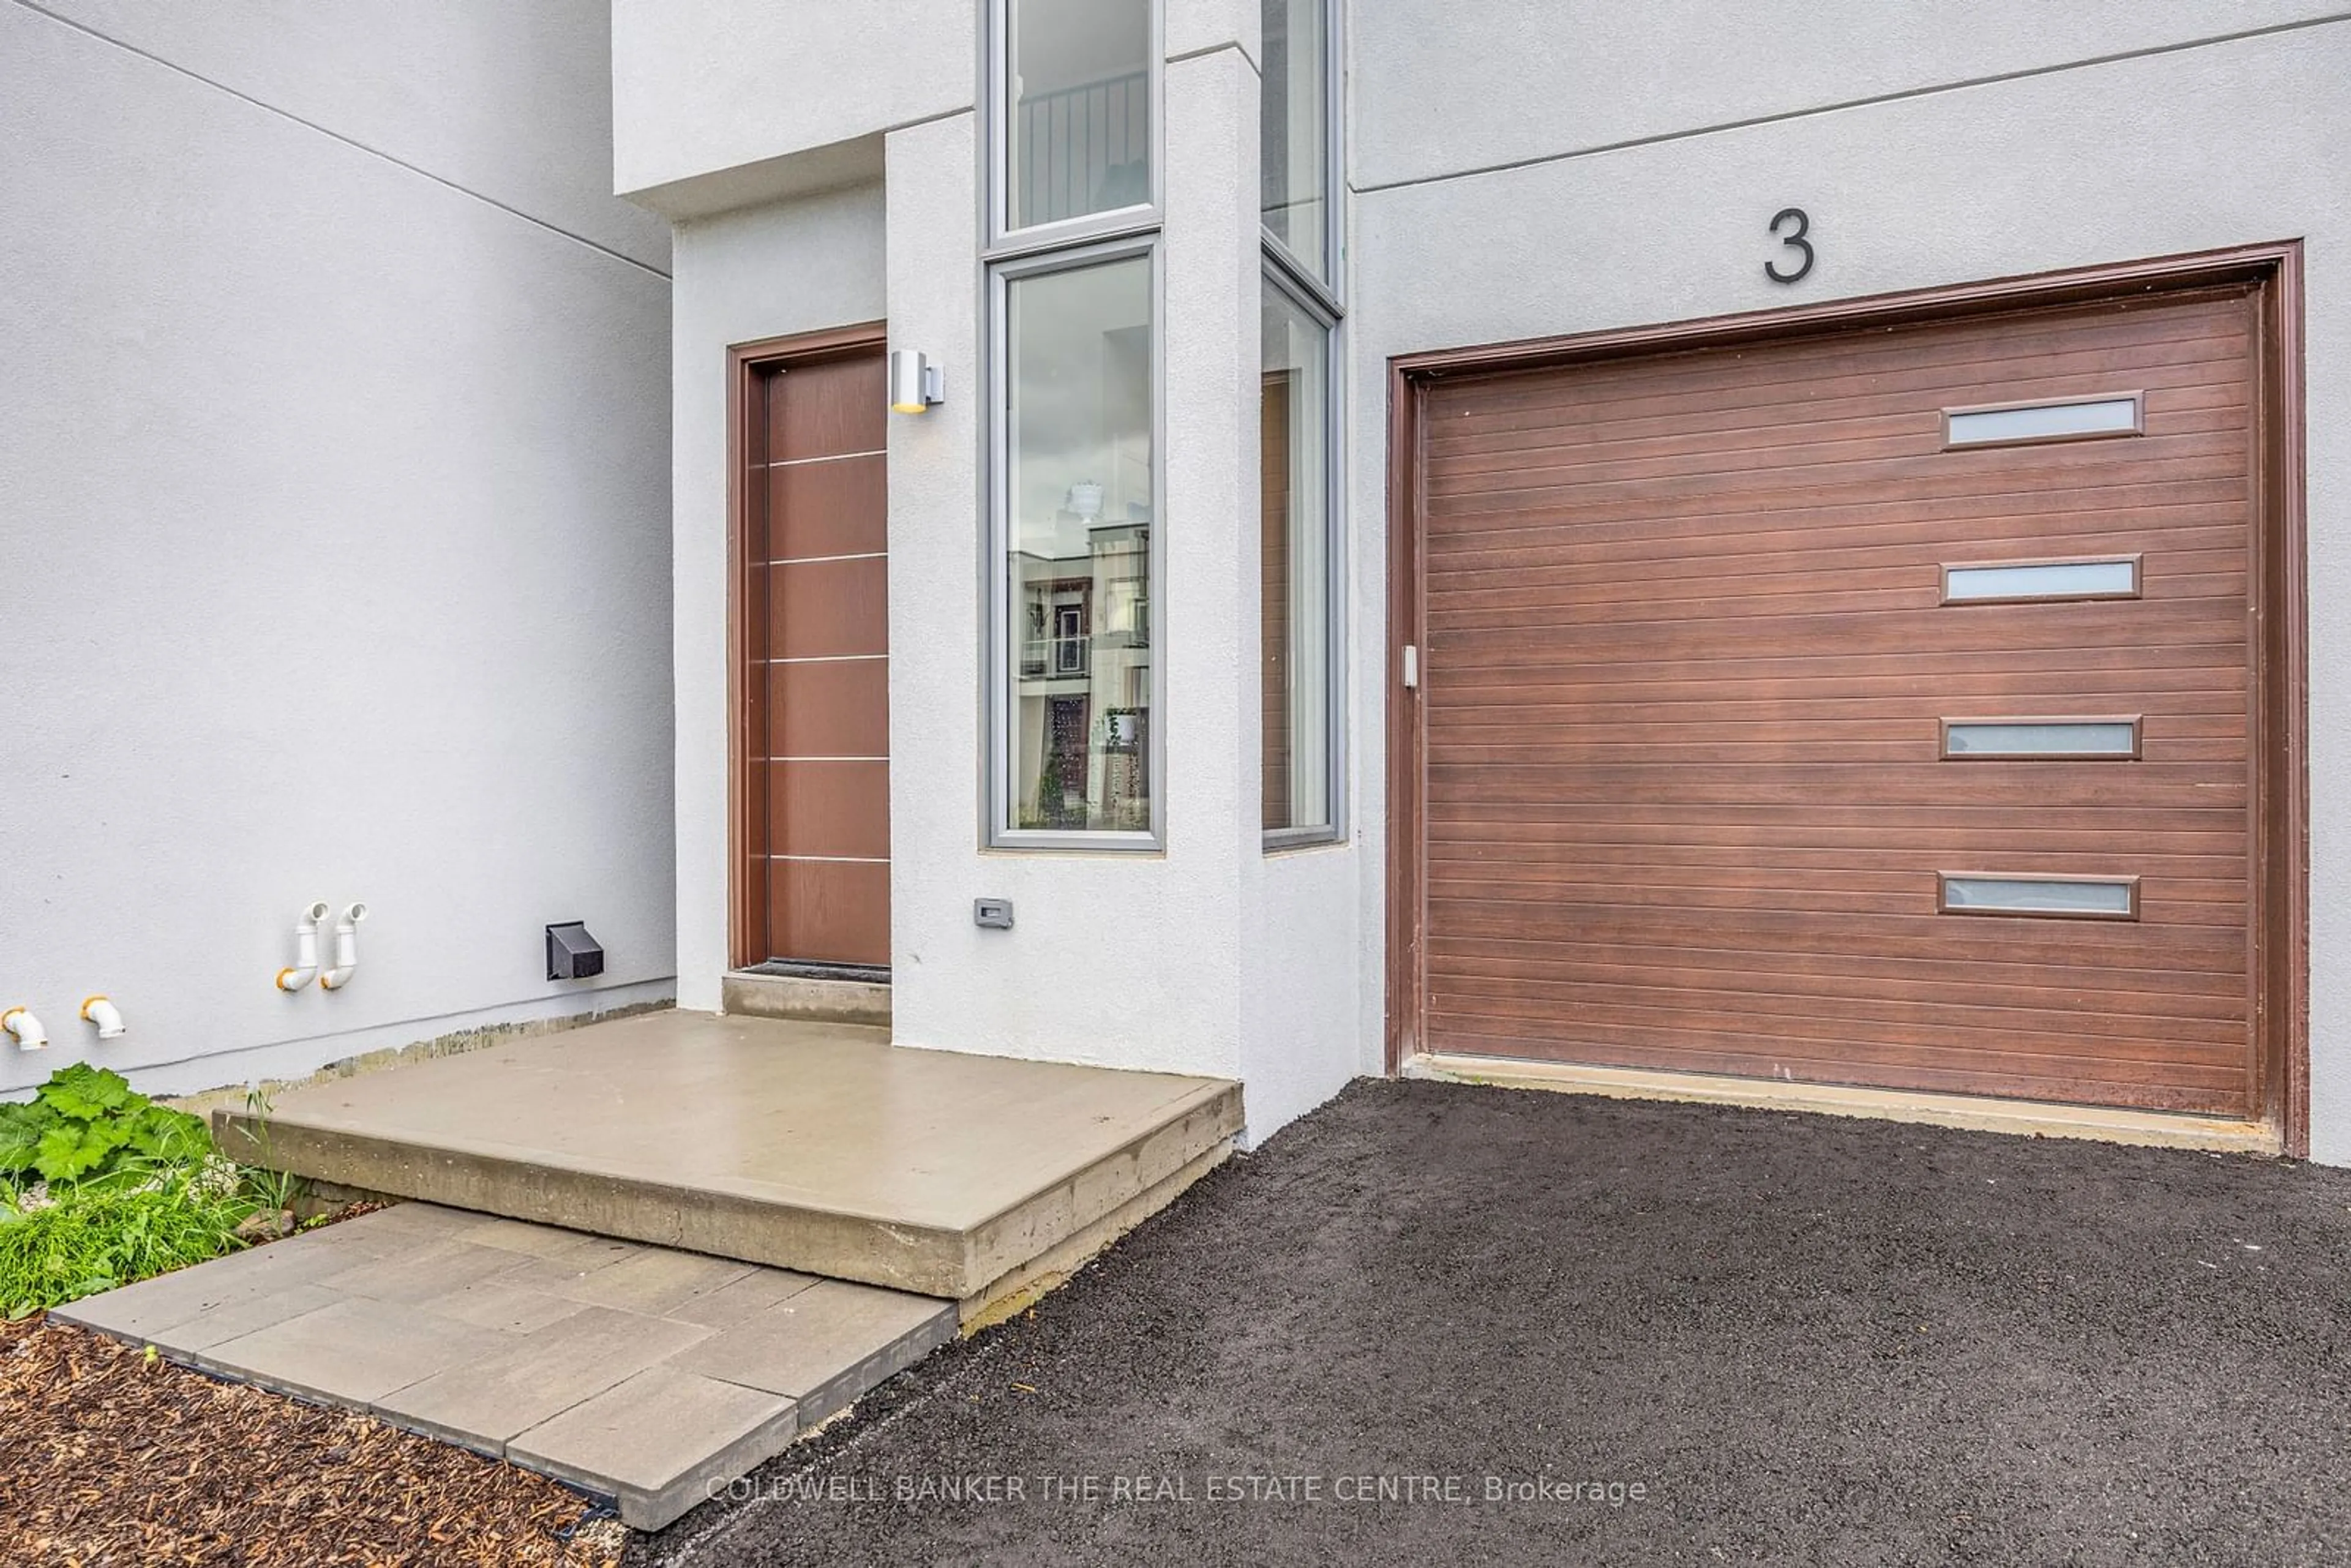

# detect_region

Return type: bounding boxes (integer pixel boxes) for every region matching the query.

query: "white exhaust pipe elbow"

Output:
[80,996,127,1038]
[2,1008,48,1051]
[277,901,332,992]
[318,902,369,990]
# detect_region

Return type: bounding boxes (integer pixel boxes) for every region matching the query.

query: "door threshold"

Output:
[740,960,890,985]
[722,968,890,1028]
[1401,1052,2279,1156]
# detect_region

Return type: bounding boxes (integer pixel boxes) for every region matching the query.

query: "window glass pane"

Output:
[1261,0,1330,280]
[1943,558,2137,602]
[1007,256,1154,833]
[1008,0,1151,231]
[1945,396,2139,446]
[1944,721,2139,758]
[1940,876,2136,917]
[1262,282,1332,835]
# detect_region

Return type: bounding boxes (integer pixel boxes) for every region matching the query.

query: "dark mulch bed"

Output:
[637,1079,2351,1567]
[1,1302,621,1567]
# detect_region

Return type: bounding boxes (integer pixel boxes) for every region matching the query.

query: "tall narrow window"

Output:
[1262,283,1334,836]
[988,1,1162,845]
[1003,0,1153,236]
[999,249,1157,837]
[1260,0,1341,847]
[1261,0,1331,283]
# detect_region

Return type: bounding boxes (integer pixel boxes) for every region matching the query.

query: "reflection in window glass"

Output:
[1006,257,1155,833]
[1008,0,1151,231]
[1260,0,1330,281]
[1262,282,1333,835]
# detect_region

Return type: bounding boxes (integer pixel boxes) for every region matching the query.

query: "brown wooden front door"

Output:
[1403,277,2295,1120]
[735,331,890,972]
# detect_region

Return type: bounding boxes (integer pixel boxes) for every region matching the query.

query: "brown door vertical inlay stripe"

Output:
[741,348,891,969]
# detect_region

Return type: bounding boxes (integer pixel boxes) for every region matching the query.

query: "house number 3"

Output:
[1764,207,1814,284]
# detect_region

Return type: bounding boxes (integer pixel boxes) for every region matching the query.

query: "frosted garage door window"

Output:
[1943,558,2139,603]
[1003,255,1155,836]
[1943,721,2140,759]
[1939,876,2137,918]
[1945,396,2141,447]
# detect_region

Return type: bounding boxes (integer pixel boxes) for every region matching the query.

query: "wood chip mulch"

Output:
[0,1311,625,1567]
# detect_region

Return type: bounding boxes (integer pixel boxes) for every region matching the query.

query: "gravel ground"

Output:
[634,1079,2351,1568]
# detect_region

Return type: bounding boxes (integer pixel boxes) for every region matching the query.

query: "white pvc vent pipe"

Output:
[2,1008,48,1051]
[80,996,126,1038]
[318,902,369,990]
[276,901,332,992]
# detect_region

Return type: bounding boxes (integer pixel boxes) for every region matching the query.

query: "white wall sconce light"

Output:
[889,349,943,415]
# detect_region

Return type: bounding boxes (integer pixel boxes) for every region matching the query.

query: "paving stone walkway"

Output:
[53,1203,955,1528]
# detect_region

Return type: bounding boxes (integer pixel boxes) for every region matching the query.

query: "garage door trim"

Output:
[1383,241,2308,1152]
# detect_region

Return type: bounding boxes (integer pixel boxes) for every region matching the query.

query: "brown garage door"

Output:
[1411,285,2275,1117]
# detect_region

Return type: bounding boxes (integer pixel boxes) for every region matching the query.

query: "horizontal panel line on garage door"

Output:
[1432,373,2251,465]
[1430,793,2246,822]
[1422,980,2249,1051]
[1425,436,2249,518]
[1434,402,2248,481]
[1429,706,2246,737]
[1432,368,2251,471]
[1420,747,2229,771]
[1431,666,2247,708]
[1429,441,2246,512]
[1428,745,2245,770]
[1425,481,2248,561]
[1428,882,2247,923]
[1428,823,2248,856]
[1439,656,2246,700]
[1431,609,2244,659]
[1427,799,2248,830]
[1430,902,2247,961]
[1426,845,2246,879]
[1428,393,2248,485]
[1419,994,2251,1067]
[1427,577,2246,628]
[1438,302,2249,427]
[1421,1024,2250,1112]
[1422,1005,2252,1085]
[1428,535,2244,597]
[1427,939,2250,1010]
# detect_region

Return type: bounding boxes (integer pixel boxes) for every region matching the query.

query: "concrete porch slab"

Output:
[53,1204,955,1529]
[212,1010,1244,1309]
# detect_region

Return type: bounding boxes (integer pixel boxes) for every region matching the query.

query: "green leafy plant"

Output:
[0,1064,211,1189]
[0,1169,258,1317]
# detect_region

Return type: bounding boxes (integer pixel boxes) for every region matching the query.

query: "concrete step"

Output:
[54,1204,955,1529]
[213,1009,1243,1321]
[722,968,891,1027]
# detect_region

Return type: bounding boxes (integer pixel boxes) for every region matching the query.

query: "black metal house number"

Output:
[1765,207,1814,284]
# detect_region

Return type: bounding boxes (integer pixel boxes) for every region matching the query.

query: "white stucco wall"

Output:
[1346,10,2351,1158]
[610,0,974,200]
[0,2,675,1095]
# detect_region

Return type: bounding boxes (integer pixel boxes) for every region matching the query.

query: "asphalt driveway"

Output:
[632,1079,2351,1567]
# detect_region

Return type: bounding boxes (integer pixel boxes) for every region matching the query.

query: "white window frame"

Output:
[984,237,1168,850]
[982,0,1169,849]
[1260,0,1346,850]
[986,0,1166,257]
